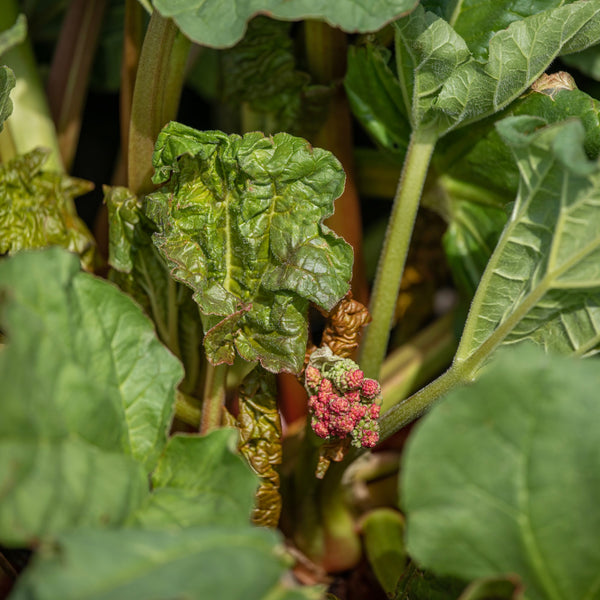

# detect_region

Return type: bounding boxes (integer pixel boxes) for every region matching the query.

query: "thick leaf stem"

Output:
[0,0,62,170]
[128,11,190,194]
[358,128,437,378]
[200,363,228,434]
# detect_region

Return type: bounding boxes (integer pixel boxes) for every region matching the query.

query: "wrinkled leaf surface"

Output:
[221,17,331,137]
[0,149,96,268]
[145,122,352,373]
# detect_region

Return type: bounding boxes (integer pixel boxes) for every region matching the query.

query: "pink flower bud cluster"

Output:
[304,359,382,449]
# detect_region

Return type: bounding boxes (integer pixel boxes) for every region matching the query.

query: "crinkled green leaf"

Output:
[0,14,26,57]
[10,526,316,600]
[152,0,418,48]
[105,186,203,394]
[455,117,600,367]
[344,44,411,158]
[0,249,184,544]
[0,149,96,268]
[221,17,332,137]
[395,2,600,135]
[145,122,352,373]
[402,347,600,600]
[130,429,258,528]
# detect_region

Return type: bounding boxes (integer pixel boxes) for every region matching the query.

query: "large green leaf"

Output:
[130,429,258,528]
[145,122,353,373]
[394,2,600,136]
[152,0,418,48]
[0,149,96,269]
[11,526,321,600]
[0,249,183,544]
[402,347,600,600]
[105,186,203,394]
[454,117,600,368]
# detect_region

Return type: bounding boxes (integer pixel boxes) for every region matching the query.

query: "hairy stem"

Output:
[358,128,437,378]
[128,11,190,195]
[0,0,62,170]
[46,0,108,170]
[200,363,228,434]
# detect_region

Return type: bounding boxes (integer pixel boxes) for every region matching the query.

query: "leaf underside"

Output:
[456,117,600,367]
[152,0,418,48]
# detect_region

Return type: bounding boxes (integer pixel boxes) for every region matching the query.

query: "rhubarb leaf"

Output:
[130,429,258,528]
[152,0,418,48]
[422,0,564,60]
[402,347,600,600]
[221,17,332,137]
[11,526,318,600]
[437,84,600,296]
[0,248,183,544]
[105,186,203,394]
[455,117,600,368]
[395,2,600,135]
[345,44,411,158]
[145,122,352,373]
[0,149,96,269]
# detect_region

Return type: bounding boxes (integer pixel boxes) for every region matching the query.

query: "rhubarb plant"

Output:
[3,1,600,599]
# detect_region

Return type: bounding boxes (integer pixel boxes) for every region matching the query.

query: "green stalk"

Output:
[128,11,190,195]
[174,390,201,427]
[358,128,437,378]
[200,363,228,434]
[0,0,62,170]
